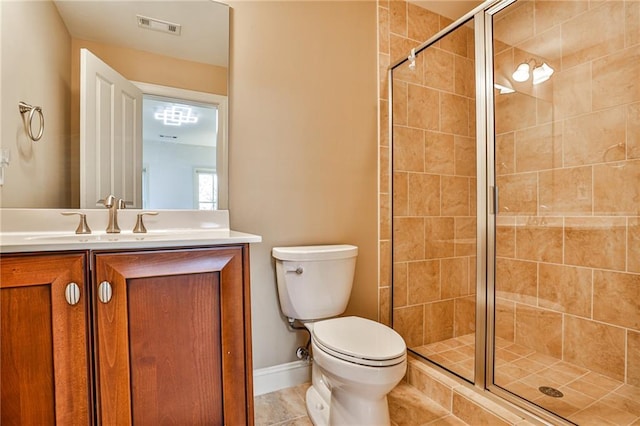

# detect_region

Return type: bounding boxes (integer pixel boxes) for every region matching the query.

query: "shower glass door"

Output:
[390,0,639,421]
[491,0,640,422]
[391,13,478,383]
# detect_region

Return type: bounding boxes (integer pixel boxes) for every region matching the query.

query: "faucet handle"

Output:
[133,211,159,234]
[61,212,92,234]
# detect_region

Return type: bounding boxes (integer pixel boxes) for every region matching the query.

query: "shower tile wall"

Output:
[378,0,477,379]
[492,0,639,388]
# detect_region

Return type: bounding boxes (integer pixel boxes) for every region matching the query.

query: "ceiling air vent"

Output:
[137,15,181,36]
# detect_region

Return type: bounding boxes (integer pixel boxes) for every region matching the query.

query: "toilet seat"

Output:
[311,316,406,367]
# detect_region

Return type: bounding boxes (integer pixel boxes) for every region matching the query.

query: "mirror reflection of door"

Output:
[80,48,143,208]
[142,95,218,210]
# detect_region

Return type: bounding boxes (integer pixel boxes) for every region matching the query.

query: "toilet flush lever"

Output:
[286,266,304,274]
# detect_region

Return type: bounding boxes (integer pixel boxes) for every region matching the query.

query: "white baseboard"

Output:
[253,360,312,396]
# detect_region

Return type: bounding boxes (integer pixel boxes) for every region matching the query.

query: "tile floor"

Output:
[254,382,468,426]
[414,334,640,425]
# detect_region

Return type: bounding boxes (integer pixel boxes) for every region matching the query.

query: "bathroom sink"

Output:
[2,228,259,252]
[0,208,261,253]
[22,228,232,244]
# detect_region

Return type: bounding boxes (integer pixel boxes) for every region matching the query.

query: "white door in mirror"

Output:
[80,48,142,209]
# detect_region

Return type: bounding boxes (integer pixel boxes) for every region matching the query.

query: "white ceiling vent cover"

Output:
[137,15,181,36]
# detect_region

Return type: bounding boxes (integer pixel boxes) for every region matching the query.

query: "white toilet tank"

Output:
[272,245,358,321]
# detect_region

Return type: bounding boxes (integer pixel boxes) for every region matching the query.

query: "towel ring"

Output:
[18,101,45,142]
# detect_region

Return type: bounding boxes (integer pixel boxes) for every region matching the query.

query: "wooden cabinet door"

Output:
[1,253,91,426]
[93,246,253,425]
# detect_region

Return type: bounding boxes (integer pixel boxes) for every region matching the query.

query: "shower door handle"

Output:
[491,186,499,214]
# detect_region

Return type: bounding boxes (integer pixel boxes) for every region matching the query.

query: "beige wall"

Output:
[0,0,71,208]
[70,39,228,97]
[228,1,378,369]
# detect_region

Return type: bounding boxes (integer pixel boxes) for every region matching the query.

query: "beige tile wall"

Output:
[378,0,477,359]
[380,0,640,389]
[493,0,640,386]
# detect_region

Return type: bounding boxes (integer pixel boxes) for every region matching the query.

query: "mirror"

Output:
[0,0,229,209]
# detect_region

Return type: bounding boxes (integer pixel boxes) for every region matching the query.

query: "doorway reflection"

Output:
[142,95,218,209]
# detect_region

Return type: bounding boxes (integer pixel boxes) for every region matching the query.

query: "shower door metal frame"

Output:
[388,1,492,387]
[388,0,508,388]
[387,0,488,390]
[474,3,490,393]
[388,1,576,424]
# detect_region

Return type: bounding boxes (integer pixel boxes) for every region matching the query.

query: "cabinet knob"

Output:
[65,282,81,306]
[98,281,113,304]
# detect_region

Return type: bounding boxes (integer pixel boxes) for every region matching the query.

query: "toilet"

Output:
[272,245,406,426]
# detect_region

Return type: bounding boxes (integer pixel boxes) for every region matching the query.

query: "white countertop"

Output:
[0,209,261,253]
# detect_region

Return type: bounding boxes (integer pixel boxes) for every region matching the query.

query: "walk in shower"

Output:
[389,0,639,423]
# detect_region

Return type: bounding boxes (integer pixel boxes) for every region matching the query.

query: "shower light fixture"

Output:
[512,60,554,85]
[512,62,531,82]
[532,62,554,85]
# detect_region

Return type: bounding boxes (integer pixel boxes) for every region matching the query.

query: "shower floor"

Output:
[413,335,640,425]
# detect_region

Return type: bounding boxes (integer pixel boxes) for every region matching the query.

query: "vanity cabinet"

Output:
[1,244,254,425]
[0,253,92,425]
[93,245,253,425]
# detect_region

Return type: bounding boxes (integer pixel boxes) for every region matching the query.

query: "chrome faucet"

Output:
[104,194,125,233]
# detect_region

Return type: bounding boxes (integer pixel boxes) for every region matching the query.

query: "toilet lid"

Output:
[312,317,406,367]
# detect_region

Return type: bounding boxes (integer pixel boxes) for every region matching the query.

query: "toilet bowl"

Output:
[305,316,406,426]
[272,245,407,426]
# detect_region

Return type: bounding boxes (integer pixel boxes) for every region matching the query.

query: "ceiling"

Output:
[52,0,481,70]
[52,0,229,67]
